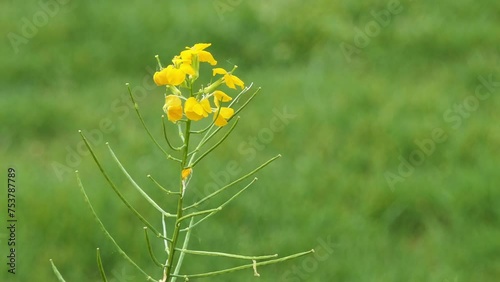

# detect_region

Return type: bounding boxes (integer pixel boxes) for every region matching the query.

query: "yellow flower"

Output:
[213,90,232,107]
[213,107,234,127]
[153,56,195,87]
[212,68,244,89]
[181,168,192,180]
[172,56,195,74]
[181,43,217,66]
[153,65,186,86]
[163,95,183,122]
[184,97,212,121]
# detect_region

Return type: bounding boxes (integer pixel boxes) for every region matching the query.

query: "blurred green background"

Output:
[1,0,500,281]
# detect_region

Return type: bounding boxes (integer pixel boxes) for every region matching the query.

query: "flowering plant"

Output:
[51,43,312,281]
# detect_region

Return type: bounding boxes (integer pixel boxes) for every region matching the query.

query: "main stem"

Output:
[165,119,192,281]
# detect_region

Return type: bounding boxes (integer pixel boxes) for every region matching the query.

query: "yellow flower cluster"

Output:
[154,43,244,127]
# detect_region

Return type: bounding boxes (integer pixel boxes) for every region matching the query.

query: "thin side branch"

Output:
[127,83,181,162]
[96,248,108,282]
[181,178,258,232]
[175,249,277,260]
[49,259,67,282]
[172,249,315,279]
[79,131,166,239]
[143,227,164,268]
[184,155,281,210]
[107,142,175,217]
[76,171,158,282]
[189,117,240,168]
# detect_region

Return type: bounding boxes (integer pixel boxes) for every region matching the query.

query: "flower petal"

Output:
[214,114,227,127]
[184,97,203,121]
[192,43,211,51]
[167,105,183,122]
[212,68,227,76]
[200,98,212,115]
[224,74,236,89]
[184,97,196,111]
[180,50,192,62]
[220,107,234,119]
[213,107,234,127]
[230,74,244,89]
[165,95,181,107]
[193,104,204,116]
[166,66,186,86]
[180,63,195,75]
[199,51,217,65]
[214,90,232,102]
[153,69,169,86]
[213,90,232,107]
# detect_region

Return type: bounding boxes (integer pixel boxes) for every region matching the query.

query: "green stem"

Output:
[176,208,221,224]
[189,117,240,168]
[76,171,158,282]
[107,143,175,217]
[49,259,67,282]
[162,115,184,151]
[79,131,165,239]
[155,55,162,69]
[231,86,261,118]
[184,155,281,210]
[147,174,181,195]
[171,218,194,282]
[143,227,164,267]
[175,249,277,260]
[96,248,108,282]
[127,83,181,163]
[187,85,259,166]
[165,119,192,281]
[181,177,257,232]
[189,107,221,134]
[172,249,315,279]
[161,214,170,254]
[182,121,192,167]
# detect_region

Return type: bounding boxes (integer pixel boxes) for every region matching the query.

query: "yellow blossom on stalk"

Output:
[181,168,192,180]
[153,65,188,86]
[181,43,217,66]
[172,56,195,75]
[163,95,183,122]
[184,97,212,121]
[153,56,195,86]
[213,107,235,127]
[213,68,244,89]
[213,90,232,107]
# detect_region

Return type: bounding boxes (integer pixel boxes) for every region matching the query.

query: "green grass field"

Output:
[1,0,500,281]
